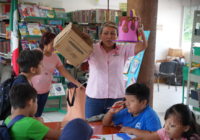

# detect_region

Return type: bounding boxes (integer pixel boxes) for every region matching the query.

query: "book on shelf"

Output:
[0,3,10,19]
[26,23,42,36]
[28,40,37,50]
[39,24,46,34]
[5,24,10,39]
[49,20,62,25]
[45,9,54,18]
[26,4,36,17]
[0,39,10,54]
[33,5,40,17]
[54,8,68,19]
[21,40,29,50]
[0,22,6,37]
[38,9,46,17]
[20,3,29,17]
[18,23,29,36]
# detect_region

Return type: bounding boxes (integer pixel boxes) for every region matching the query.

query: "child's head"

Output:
[59,118,93,140]
[9,83,38,117]
[125,83,150,115]
[17,50,43,75]
[164,103,199,139]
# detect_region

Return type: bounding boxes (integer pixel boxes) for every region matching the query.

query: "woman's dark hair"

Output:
[9,83,37,109]
[164,103,200,139]
[17,49,43,73]
[39,32,56,50]
[125,83,150,105]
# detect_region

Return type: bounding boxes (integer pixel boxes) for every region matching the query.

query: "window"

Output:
[182,6,200,51]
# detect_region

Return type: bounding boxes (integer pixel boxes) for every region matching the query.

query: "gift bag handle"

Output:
[67,87,76,107]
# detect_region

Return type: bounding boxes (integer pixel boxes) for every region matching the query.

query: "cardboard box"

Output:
[53,22,93,67]
[168,48,183,57]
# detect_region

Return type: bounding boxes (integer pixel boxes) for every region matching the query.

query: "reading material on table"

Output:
[91,133,136,140]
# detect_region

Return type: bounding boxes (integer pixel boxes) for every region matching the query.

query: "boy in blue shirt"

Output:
[4,84,62,140]
[103,83,162,137]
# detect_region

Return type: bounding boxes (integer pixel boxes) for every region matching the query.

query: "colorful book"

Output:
[33,5,40,17]
[21,40,29,50]
[18,23,29,36]
[45,9,54,18]
[26,23,42,36]
[54,8,68,19]
[38,9,46,17]
[36,41,40,48]
[49,25,58,34]
[20,4,29,17]
[5,24,10,39]
[39,24,46,34]
[18,4,24,18]
[44,25,51,32]
[26,5,35,17]
[57,25,63,33]
[28,40,37,50]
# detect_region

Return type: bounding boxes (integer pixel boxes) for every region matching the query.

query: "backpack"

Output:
[0,115,25,140]
[0,73,28,120]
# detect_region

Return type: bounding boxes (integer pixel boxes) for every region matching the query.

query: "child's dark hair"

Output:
[39,32,56,50]
[125,83,150,105]
[17,50,43,73]
[164,103,200,139]
[9,83,37,110]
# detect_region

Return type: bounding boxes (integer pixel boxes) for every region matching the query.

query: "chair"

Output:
[154,61,178,91]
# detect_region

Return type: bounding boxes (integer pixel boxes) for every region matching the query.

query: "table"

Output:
[44,121,121,135]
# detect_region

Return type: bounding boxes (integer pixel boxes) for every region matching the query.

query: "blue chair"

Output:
[154,61,178,91]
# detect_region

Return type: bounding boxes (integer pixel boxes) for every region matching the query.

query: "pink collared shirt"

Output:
[85,42,135,99]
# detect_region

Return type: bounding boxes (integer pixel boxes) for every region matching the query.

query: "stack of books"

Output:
[18,23,63,36]
[21,40,40,50]
[18,3,68,19]
[0,39,10,54]
[67,9,122,23]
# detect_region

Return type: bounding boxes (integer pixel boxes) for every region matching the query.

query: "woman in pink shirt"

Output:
[84,17,148,118]
[32,32,85,117]
[131,104,200,140]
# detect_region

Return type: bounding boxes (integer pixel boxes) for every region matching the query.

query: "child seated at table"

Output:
[103,83,162,137]
[131,103,200,140]
[4,84,62,140]
[59,118,93,140]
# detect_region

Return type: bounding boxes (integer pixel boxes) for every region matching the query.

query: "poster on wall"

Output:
[123,31,150,88]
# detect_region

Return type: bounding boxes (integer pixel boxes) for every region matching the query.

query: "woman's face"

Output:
[44,39,54,53]
[100,26,117,48]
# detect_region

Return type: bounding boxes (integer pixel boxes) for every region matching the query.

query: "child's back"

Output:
[5,84,61,140]
[4,117,49,140]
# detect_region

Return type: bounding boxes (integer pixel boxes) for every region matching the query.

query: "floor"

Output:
[42,83,198,126]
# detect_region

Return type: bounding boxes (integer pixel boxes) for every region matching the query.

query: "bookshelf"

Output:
[17,3,70,114]
[0,1,11,59]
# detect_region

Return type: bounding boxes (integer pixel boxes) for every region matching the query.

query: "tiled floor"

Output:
[43,83,193,126]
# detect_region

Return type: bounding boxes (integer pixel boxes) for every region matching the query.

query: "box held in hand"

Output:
[53,22,93,68]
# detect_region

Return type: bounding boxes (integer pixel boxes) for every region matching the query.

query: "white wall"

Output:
[19,0,127,12]
[155,0,200,62]
[155,0,182,61]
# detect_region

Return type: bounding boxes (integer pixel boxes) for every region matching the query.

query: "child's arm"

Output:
[103,101,124,126]
[120,127,155,137]
[44,128,62,140]
[130,131,160,140]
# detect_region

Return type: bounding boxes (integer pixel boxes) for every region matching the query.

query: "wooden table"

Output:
[44,121,121,135]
